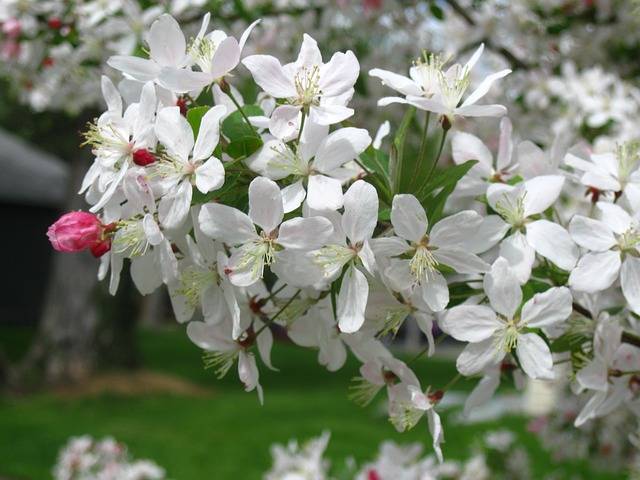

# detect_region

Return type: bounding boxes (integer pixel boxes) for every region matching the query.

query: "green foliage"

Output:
[186,106,210,136]
[221,105,264,160]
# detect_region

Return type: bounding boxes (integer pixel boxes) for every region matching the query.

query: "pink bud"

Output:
[2,18,21,38]
[132,148,156,166]
[47,211,109,255]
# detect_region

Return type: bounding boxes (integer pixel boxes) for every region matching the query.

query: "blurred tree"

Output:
[0,83,141,388]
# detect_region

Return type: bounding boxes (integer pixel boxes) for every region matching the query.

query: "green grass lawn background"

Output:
[0,327,621,479]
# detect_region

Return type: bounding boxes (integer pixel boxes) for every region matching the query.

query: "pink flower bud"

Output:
[47,211,110,256]
[2,18,21,38]
[132,148,156,166]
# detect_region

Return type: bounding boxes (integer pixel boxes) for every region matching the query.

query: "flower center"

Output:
[413,51,446,97]
[177,266,219,307]
[409,241,439,282]
[494,192,527,228]
[293,65,322,107]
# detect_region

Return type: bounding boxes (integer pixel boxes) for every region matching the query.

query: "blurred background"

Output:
[1,0,639,478]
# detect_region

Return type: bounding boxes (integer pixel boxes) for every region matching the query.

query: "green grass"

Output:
[0,327,621,479]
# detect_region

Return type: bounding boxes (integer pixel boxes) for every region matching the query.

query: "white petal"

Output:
[309,104,354,125]
[526,220,578,271]
[451,131,493,170]
[383,260,414,292]
[295,33,322,68]
[569,250,621,292]
[148,14,187,67]
[484,257,522,319]
[522,175,564,217]
[496,117,514,172]
[193,104,226,160]
[278,216,334,250]
[342,180,379,243]
[101,76,122,113]
[155,106,194,161]
[461,69,511,107]
[439,305,500,342]
[464,368,501,416]
[268,105,301,141]
[576,358,608,391]
[199,203,257,244]
[194,157,225,193]
[433,248,489,274]
[158,180,192,229]
[521,287,572,328]
[596,201,633,234]
[306,174,344,211]
[390,194,428,242]
[158,67,211,93]
[430,210,483,248]
[418,271,449,312]
[338,266,369,333]
[107,56,160,82]
[454,104,507,117]
[281,180,306,213]
[130,254,162,295]
[242,55,296,97]
[621,256,640,315]
[457,338,505,376]
[319,50,360,97]
[313,128,371,173]
[516,333,554,380]
[248,176,284,233]
[498,231,535,284]
[569,215,616,252]
[369,68,422,96]
[209,36,240,79]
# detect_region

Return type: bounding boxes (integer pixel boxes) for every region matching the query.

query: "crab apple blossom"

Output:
[243,33,359,129]
[568,201,640,314]
[487,175,579,283]
[199,176,334,287]
[44,7,640,464]
[440,258,573,380]
[370,44,511,122]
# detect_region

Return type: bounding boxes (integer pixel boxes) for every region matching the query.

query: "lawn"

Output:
[0,327,621,479]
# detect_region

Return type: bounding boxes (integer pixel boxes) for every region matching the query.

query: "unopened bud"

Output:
[132,148,156,166]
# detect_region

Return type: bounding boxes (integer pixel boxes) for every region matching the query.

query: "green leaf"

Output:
[186,106,210,136]
[221,106,264,159]
[416,160,477,203]
[391,106,415,193]
[360,146,390,184]
[425,184,454,225]
[221,105,263,141]
[227,135,263,160]
[430,3,445,20]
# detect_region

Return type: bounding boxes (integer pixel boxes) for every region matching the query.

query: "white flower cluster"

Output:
[0,0,206,112]
[264,430,528,480]
[53,435,165,480]
[48,11,640,462]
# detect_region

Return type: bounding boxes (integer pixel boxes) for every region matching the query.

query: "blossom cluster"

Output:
[47,11,640,462]
[0,0,206,112]
[53,435,165,480]
[264,429,529,480]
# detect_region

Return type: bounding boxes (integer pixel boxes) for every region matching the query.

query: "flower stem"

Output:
[255,289,302,336]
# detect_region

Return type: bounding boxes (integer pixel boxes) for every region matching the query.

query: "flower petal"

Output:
[483,257,522,319]
[198,203,257,244]
[516,333,554,380]
[338,266,369,333]
[439,305,500,342]
[248,176,284,233]
[390,194,428,243]
[278,216,334,250]
[526,220,578,271]
[569,215,616,252]
[342,180,379,243]
[568,250,621,292]
[521,287,572,328]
